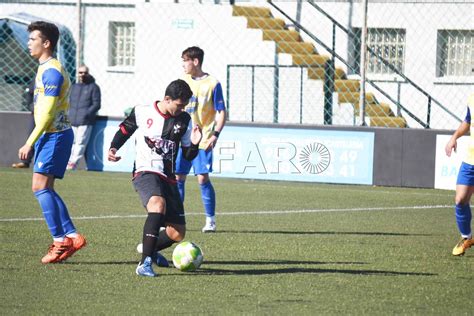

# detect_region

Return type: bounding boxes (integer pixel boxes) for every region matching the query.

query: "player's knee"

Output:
[166,225,186,241]
[176,174,187,182]
[146,196,166,213]
[454,193,470,205]
[455,197,470,205]
[197,174,209,185]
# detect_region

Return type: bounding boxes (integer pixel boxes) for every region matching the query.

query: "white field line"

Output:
[0,204,451,222]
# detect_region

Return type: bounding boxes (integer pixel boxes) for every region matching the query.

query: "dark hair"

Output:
[27,21,60,51]
[165,79,193,102]
[182,46,204,65]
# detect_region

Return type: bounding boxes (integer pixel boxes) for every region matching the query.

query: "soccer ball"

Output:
[172,241,204,272]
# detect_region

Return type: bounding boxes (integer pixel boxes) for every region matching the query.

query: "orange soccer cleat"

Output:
[41,238,73,264]
[452,238,474,256]
[58,234,87,262]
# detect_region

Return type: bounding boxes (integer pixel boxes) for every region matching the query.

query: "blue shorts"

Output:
[175,148,213,175]
[34,128,73,179]
[456,162,474,186]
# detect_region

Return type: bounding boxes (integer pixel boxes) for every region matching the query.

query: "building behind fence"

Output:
[1,0,473,130]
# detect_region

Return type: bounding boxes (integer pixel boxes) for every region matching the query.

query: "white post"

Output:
[76,0,82,81]
[358,0,368,126]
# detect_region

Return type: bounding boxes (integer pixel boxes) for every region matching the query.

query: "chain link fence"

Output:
[1,0,472,130]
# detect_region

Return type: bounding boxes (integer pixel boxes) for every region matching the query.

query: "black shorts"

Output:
[132,172,185,225]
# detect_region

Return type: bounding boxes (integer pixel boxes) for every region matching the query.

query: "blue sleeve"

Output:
[465,107,471,124]
[42,68,64,97]
[213,82,226,111]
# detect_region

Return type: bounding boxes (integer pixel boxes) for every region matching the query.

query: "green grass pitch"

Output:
[0,167,472,314]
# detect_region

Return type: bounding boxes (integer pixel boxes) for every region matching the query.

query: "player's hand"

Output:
[108,148,121,162]
[18,144,33,161]
[204,135,218,151]
[191,125,202,146]
[445,139,457,157]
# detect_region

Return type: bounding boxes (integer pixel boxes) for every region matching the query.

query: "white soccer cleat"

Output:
[202,220,216,233]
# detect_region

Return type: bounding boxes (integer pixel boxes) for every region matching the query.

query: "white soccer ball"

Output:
[136,243,143,253]
[172,241,204,272]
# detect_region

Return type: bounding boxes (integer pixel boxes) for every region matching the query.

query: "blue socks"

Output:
[35,189,64,238]
[200,181,216,217]
[177,179,186,202]
[455,203,472,238]
[34,189,75,239]
[53,191,76,235]
[178,179,216,217]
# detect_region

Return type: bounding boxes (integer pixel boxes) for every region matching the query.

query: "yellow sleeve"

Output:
[26,96,56,146]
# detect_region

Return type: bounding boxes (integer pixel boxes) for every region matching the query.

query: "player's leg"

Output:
[152,182,187,267]
[47,128,86,261]
[133,173,168,276]
[175,148,192,202]
[193,150,216,232]
[198,173,216,232]
[452,162,474,256]
[32,132,74,263]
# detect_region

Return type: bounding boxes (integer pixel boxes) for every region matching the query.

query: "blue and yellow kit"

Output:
[463,94,474,165]
[182,74,225,150]
[27,57,71,146]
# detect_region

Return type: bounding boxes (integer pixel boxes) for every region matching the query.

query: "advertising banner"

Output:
[435,134,467,190]
[87,121,374,185]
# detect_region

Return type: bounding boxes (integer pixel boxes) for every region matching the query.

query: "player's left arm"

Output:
[19,69,63,160]
[181,122,202,161]
[204,82,226,151]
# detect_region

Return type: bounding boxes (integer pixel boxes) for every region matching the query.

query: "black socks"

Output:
[141,213,164,263]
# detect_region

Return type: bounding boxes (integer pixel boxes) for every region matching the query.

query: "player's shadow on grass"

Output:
[194,266,436,277]
[220,230,433,236]
[205,259,367,265]
[65,260,138,265]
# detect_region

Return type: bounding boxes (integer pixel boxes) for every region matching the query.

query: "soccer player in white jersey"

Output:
[108,79,202,277]
[445,93,474,256]
[175,46,226,233]
[18,21,86,264]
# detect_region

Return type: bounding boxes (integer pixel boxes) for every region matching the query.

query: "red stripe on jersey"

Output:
[155,101,170,119]
[119,124,128,135]
[132,171,177,184]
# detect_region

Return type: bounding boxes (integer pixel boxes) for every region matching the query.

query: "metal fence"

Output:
[0,0,473,130]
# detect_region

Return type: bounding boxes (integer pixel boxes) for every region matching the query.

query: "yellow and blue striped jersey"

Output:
[183,74,225,149]
[26,57,71,146]
[463,93,474,165]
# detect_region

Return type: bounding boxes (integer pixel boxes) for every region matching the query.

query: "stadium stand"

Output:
[232,4,407,128]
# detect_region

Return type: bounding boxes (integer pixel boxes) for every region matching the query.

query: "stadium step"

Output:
[291,54,329,67]
[277,41,316,54]
[262,29,301,43]
[246,17,286,30]
[334,79,360,93]
[307,67,346,80]
[368,116,407,128]
[233,5,272,18]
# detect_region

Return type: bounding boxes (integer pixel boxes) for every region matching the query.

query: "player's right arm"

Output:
[108,107,138,162]
[18,95,56,160]
[445,108,471,157]
[19,69,64,161]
